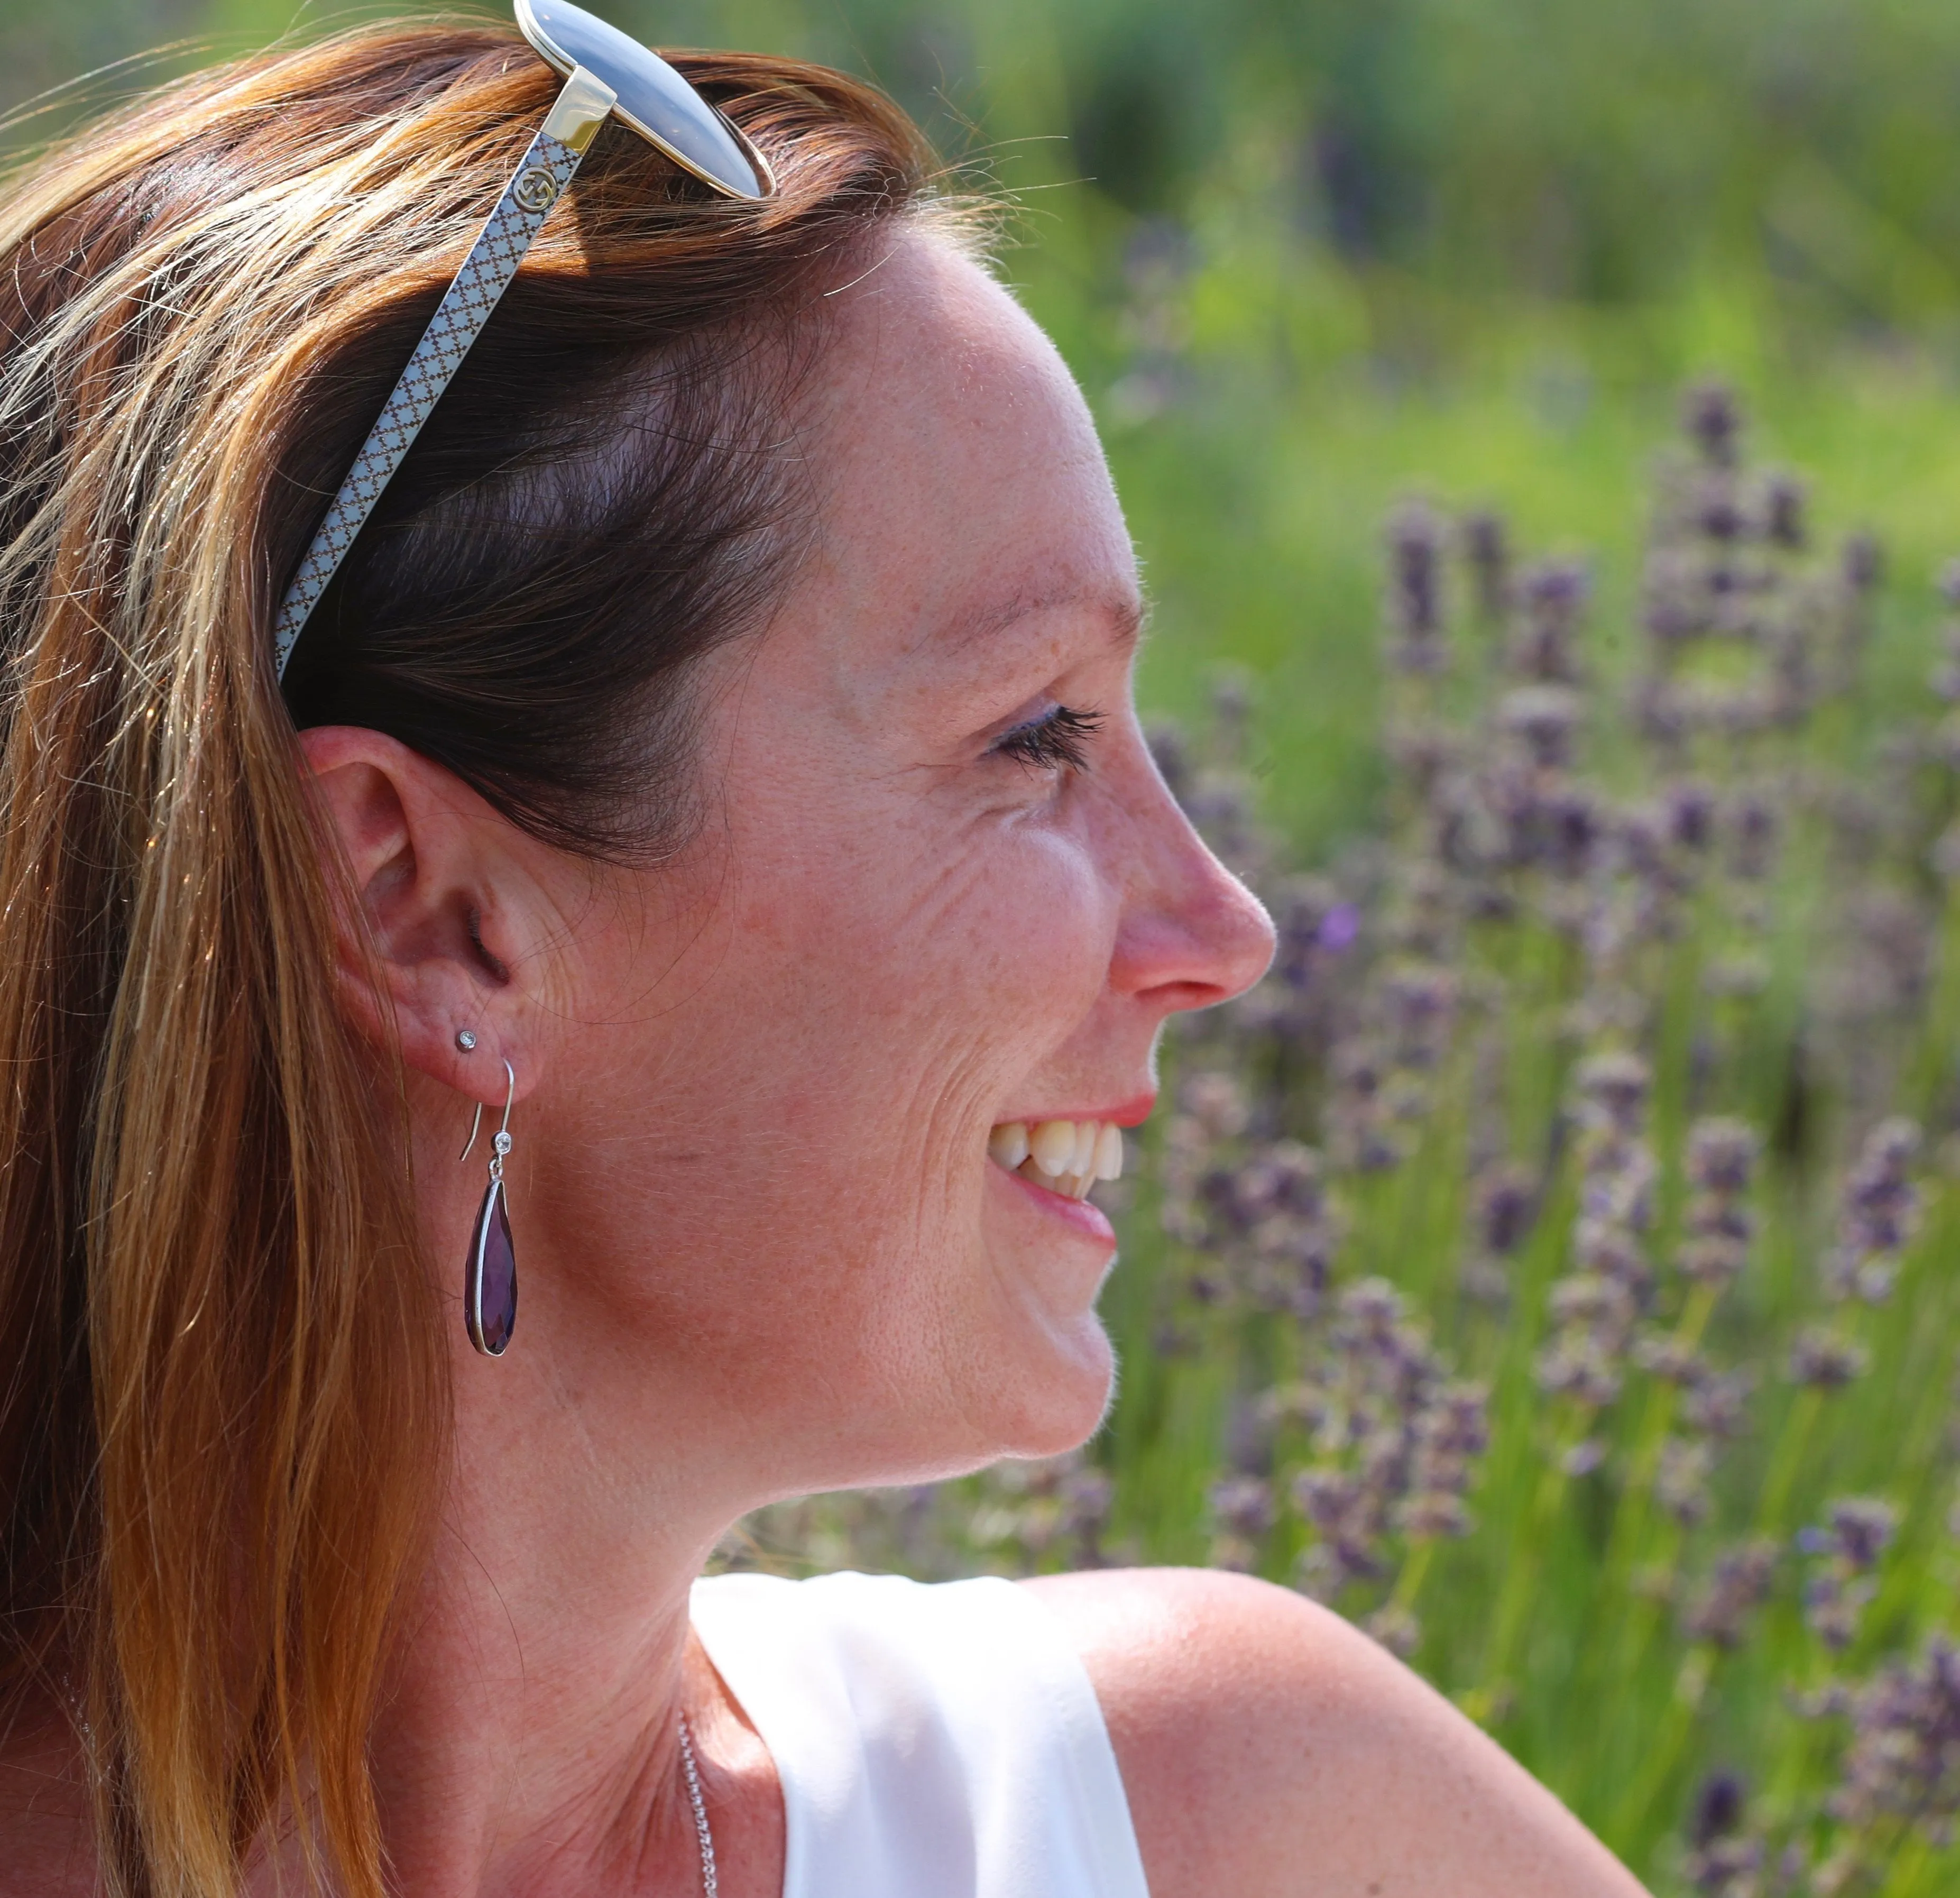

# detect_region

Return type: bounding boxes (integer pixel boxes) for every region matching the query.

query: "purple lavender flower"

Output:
[1678,1117,1760,1290]
[1320,902,1361,952]
[1817,1497,1899,1572]
[1684,382,1743,469]
[1462,509,1511,621]
[1928,570,1960,702]
[1687,1117,1761,1195]
[1294,1468,1387,1593]
[1576,1050,1653,1138]
[1657,1436,1715,1526]
[1828,891,1931,1025]
[1696,480,1747,545]
[1841,531,1883,600]
[1642,548,1707,648]
[1681,1767,1768,1897]
[1682,1538,1779,1647]
[1499,684,1584,772]
[1689,1771,1747,1847]
[1662,780,1719,852]
[1682,1368,1755,1441]
[1762,472,1808,551]
[1057,1465,1115,1566]
[1208,1474,1275,1573]
[1788,1326,1869,1390]
[1474,1163,1539,1257]
[1509,560,1590,683]
[1828,1637,1960,1839]
[1379,962,1460,1070]
[1823,1117,1922,1304]
[1538,1053,1659,1414]
[1799,1497,1898,1652]
[1284,1282,1486,1605]
[1727,794,1780,881]
[1386,500,1449,674]
[1634,1334,1710,1385]
[1561,1437,1609,1479]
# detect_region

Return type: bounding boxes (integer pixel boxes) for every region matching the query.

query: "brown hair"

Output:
[0,21,943,1895]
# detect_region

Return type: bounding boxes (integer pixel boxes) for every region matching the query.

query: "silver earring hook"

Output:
[460,1059,517,1163]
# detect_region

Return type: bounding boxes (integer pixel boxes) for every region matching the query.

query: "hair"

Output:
[0,21,949,1896]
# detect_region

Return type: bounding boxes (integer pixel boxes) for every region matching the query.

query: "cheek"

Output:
[910,827,1109,1020]
[710,818,1114,1301]
[743,801,1114,1072]
[623,785,1118,1259]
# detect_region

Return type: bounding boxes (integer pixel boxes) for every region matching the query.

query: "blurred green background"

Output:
[11,0,1960,847]
[15,4,1960,1887]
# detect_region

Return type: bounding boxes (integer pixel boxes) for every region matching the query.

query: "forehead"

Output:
[796,231,1139,659]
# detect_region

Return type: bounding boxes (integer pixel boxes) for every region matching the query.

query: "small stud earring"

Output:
[455,1029,477,1052]
[458,1059,517,1357]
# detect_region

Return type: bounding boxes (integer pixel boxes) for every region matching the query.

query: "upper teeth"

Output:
[988,1118,1125,1199]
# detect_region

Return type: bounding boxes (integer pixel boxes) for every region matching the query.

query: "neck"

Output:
[366,1342,756,1898]
[0,1352,782,1898]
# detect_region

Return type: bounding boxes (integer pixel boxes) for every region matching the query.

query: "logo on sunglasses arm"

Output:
[514,167,560,212]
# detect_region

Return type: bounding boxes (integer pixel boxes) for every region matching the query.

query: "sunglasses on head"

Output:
[271,0,774,683]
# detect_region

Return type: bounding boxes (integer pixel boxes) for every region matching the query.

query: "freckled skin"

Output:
[0,236,1646,1896]
[437,234,1273,1486]
[1025,1569,1651,1896]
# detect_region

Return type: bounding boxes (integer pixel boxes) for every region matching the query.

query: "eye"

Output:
[991,704,1105,774]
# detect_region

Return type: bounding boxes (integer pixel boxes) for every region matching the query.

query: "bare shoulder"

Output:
[1019,1567,1648,1898]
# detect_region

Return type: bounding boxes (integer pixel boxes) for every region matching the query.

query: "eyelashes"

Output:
[991,704,1106,774]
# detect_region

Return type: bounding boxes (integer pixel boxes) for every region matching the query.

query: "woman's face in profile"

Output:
[524,233,1273,1489]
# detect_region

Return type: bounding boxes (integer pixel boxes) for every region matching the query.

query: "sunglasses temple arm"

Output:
[271,67,618,679]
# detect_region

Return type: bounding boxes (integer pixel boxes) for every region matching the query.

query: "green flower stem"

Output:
[1596,1280,1720,1632]
[1391,1536,1437,1615]
[1607,1640,1715,1843]
[1757,1383,1827,1536]
[1874,1823,1934,1898]
[1471,1411,1587,1720]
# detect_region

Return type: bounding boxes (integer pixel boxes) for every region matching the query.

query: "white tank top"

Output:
[689,1570,1151,1898]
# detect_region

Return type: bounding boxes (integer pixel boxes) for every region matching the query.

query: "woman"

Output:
[0,12,1648,1895]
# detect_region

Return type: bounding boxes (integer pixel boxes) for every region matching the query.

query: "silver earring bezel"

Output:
[461,1059,518,1358]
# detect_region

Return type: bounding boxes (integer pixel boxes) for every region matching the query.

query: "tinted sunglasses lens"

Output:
[518,0,768,199]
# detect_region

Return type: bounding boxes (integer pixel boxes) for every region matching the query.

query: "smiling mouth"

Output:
[987,1118,1125,1201]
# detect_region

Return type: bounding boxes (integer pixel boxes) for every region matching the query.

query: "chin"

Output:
[984,1312,1117,1462]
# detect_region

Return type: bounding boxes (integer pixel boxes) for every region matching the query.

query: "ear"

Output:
[298,726,540,1106]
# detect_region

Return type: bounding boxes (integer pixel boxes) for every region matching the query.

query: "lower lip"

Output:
[992,1161,1117,1245]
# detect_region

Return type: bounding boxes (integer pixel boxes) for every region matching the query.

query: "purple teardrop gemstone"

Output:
[470,1180,518,1356]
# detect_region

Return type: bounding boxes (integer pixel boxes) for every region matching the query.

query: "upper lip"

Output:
[993,1093,1156,1130]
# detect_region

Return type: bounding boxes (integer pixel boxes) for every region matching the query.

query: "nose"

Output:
[1106,739,1276,1017]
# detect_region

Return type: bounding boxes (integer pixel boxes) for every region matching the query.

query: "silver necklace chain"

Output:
[676,1713,718,1898]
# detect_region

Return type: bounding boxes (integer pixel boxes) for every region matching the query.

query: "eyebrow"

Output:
[940,585,1151,655]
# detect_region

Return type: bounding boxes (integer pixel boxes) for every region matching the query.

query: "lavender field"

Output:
[13,0,1960,1889]
[741,388,1960,1896]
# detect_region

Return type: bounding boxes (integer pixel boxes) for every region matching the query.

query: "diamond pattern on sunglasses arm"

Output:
[271,129,586,677]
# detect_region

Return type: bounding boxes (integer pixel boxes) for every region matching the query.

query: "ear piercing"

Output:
[455,1029,478,1052]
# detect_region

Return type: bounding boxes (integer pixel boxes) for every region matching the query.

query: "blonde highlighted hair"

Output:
[0,22,941,1894]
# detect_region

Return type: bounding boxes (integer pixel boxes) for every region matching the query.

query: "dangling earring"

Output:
[458,1058,518,1357]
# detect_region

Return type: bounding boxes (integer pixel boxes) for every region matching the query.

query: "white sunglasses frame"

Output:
[271,1,774,681]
